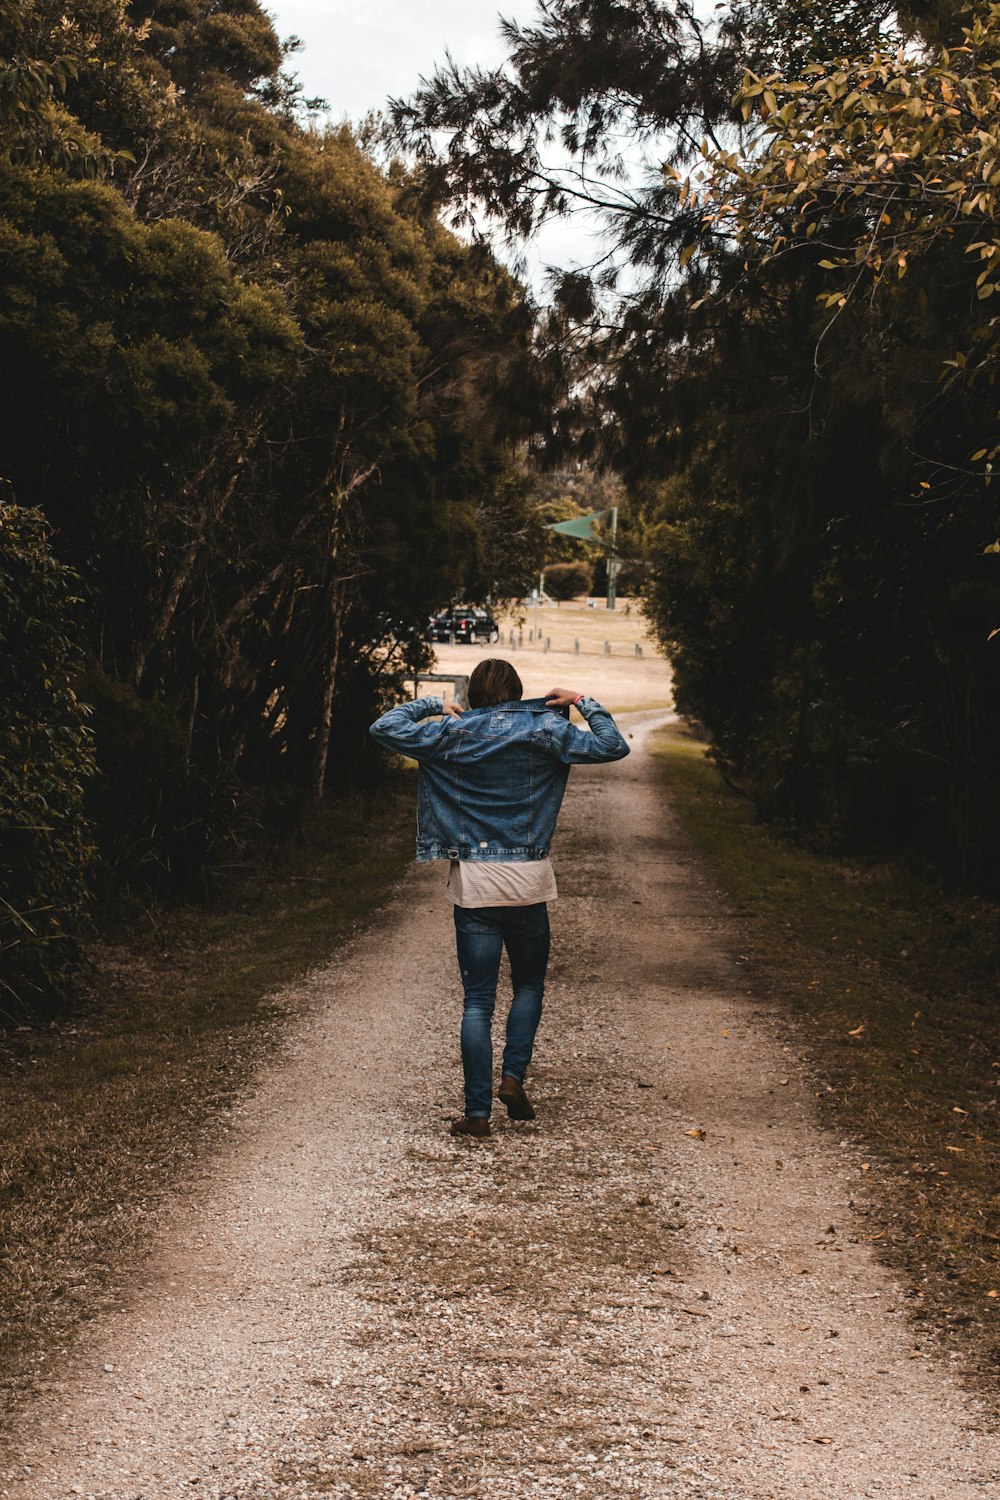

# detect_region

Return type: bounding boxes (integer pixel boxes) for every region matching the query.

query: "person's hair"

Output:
[468,658,523,709]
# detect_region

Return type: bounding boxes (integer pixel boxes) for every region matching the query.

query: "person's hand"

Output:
[544,687,581,708]
[441,700,465,718]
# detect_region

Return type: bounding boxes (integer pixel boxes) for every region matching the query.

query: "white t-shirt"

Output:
[447,858,557,908]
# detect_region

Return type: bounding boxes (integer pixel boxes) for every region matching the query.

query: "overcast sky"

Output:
[264,1,613,286]
[266,1,524,121]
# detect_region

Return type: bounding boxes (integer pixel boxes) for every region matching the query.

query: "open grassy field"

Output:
[432,597,674,713]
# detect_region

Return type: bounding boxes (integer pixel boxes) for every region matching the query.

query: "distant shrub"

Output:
[545,561,593,600]
[0,501,94,1019]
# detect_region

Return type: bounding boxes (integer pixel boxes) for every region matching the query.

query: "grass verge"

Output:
[653,722,1000,1394]
[0,773,415,1424]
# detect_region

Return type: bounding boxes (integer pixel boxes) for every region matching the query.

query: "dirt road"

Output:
[5,713,999,1498]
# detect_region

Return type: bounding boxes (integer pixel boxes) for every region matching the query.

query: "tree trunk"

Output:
[311,579,345,799]
[130,451,249,689]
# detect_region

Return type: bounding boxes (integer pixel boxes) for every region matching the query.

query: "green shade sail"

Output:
[545,508,609,539]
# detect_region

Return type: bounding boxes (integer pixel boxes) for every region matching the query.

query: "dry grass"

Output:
[653,722,1000,1394]
[0,777,415,1423]
[432,598,675,715]
[494,595,656,653]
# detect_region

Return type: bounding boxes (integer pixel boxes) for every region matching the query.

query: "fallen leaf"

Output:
[945,1146,965,1153]
[685,1127,706,1140]
[810,1435,833,1444]
[721,1028,730,1037]
[952,1106,968,1115]
[987,1290,998,1298]
[860,1162,871,1171]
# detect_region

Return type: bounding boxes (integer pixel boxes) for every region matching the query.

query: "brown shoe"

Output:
[450,1116,491,1138]
[497,1075,536,1120]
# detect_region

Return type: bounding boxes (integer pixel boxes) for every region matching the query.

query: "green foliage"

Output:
[0,500,94,1017]
[641,3,1000,886]
[544,560,594,599]
[0,0,546,997]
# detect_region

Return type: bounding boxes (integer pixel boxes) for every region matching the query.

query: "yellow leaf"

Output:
[685,1127,707,1140]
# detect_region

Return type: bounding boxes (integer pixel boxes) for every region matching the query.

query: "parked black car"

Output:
[427,607,500,644]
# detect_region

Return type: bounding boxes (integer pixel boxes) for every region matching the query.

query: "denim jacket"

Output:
[369,695,630,861]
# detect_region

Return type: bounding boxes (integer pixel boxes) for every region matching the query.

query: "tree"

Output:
[0,0,547,930]
[0,500,94,1017]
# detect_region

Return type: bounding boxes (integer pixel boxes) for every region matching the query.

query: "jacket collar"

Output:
[463,697,551,717]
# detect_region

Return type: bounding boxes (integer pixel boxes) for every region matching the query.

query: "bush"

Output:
[80,667,202,902]
[0,500,94,1019]
[544,560,593,600]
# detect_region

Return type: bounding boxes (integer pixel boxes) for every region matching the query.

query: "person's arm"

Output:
[369,696,458,762]
[542,688,630,764]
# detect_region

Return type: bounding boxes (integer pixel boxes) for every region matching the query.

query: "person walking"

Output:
[369,658,629,1138]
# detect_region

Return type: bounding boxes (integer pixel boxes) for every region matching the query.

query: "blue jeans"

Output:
[453,903,551,1118]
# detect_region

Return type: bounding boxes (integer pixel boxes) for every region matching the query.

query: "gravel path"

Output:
[4,714,998,1499]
